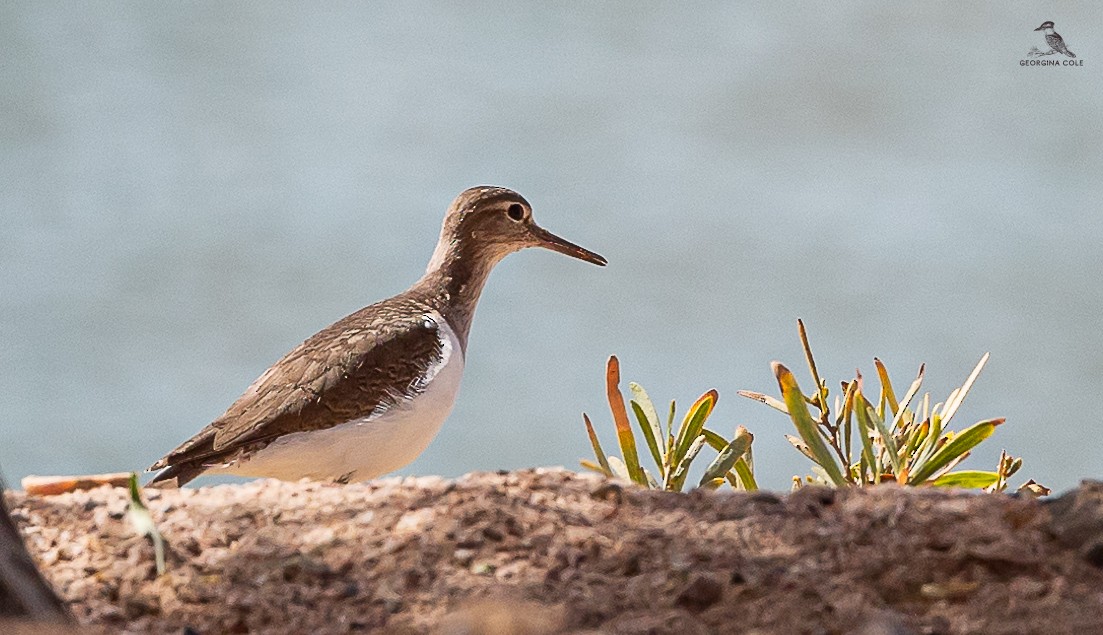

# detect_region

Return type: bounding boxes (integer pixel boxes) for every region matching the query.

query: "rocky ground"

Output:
[7,469,1103,634]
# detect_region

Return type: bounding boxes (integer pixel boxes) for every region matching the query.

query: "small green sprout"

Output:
[581,356,756,491]
[740,320,1047,494]
[127,473,165,575]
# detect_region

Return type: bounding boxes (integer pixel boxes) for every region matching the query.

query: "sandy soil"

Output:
[7,469,1103,634]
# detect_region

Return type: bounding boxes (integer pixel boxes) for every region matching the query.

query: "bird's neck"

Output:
[416,239,505,353]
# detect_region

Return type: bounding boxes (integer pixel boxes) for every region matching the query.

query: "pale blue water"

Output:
[2,3,1101,492]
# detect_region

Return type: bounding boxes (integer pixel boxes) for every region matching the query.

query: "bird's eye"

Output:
[506,204,525,221]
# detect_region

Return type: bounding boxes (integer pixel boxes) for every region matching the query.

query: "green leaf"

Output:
[932,470,1000,489]
[605,356,647,486]
[669,435,706,491]
[701,428,728,452]
[916,411,943,467]
[874,358,898,416]
[889,367,925,434]
[940,353,990,427]
[582,414,612,477]
[809,464,835,485]
[703,429,758,491]
[629,383,662,440]
[737,390,789,414]
[902,419,929,467]
[699,428,752,487]
[797,319,827,412]
[579,459,608,475]
[127,473,147,512]
[127,473,165,576]
[840,380,856,471]
[868,404,902,479]
[774,362,847,486]
[785,434,816,461]
[852,391,879,485]
[674,390,718,463]
[607,456,631,481]
[732,457,758,491]
[629,391,664,473]
[700,477,726,490]
[908,418,1004,484]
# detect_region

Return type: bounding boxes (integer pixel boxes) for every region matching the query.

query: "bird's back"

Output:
[1047,32,1075,57]
[147,291,451,485]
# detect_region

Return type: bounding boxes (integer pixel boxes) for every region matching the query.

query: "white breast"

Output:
[212,312,465,482]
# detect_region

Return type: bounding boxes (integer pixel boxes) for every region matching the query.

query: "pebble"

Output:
[675,573,724,610]
[394,507,434,534]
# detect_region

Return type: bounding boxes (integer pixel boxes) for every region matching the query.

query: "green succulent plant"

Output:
[740,320,1048,495]
[127,473,165,575]
[581,356,756,491]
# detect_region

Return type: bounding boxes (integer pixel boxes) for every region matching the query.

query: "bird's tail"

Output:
[146,462,206,488]
[1068,50,1077,58]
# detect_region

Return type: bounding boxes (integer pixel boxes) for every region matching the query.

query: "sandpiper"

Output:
[148,186,605,487]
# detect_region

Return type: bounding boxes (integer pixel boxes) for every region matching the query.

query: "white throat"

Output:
[426,230,456,274]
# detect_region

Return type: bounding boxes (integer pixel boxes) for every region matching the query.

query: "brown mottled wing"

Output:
[148,297,445,471]
[1047,33,1074,57]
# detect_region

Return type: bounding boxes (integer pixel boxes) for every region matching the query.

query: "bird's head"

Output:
[428,186,606,272]
[1035,21,1055,31]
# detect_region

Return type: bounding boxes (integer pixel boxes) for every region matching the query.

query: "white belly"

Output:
[211,315,464,483]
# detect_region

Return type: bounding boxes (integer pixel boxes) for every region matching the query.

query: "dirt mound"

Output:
[7,469,1103,634]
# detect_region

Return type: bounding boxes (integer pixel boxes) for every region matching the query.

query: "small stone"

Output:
[494,560,527,581]
[394,508,434,535]
[92,507,110,528]
[1082,541,1103,569]
[455,531,483,549]
[621,553,641,576]
[920,580,979,600]
[453,548,476,566]
[1009,576,1047,598]
[394,568,423,592]
[40,548,61,567]
[300,526,336,547]
[675,573,724,611]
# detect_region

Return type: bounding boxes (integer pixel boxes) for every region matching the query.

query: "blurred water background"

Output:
[2,2,1100,491]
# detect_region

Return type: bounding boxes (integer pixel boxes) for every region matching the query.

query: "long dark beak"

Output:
[530,225,607,266]
[1034,25,1045,31]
